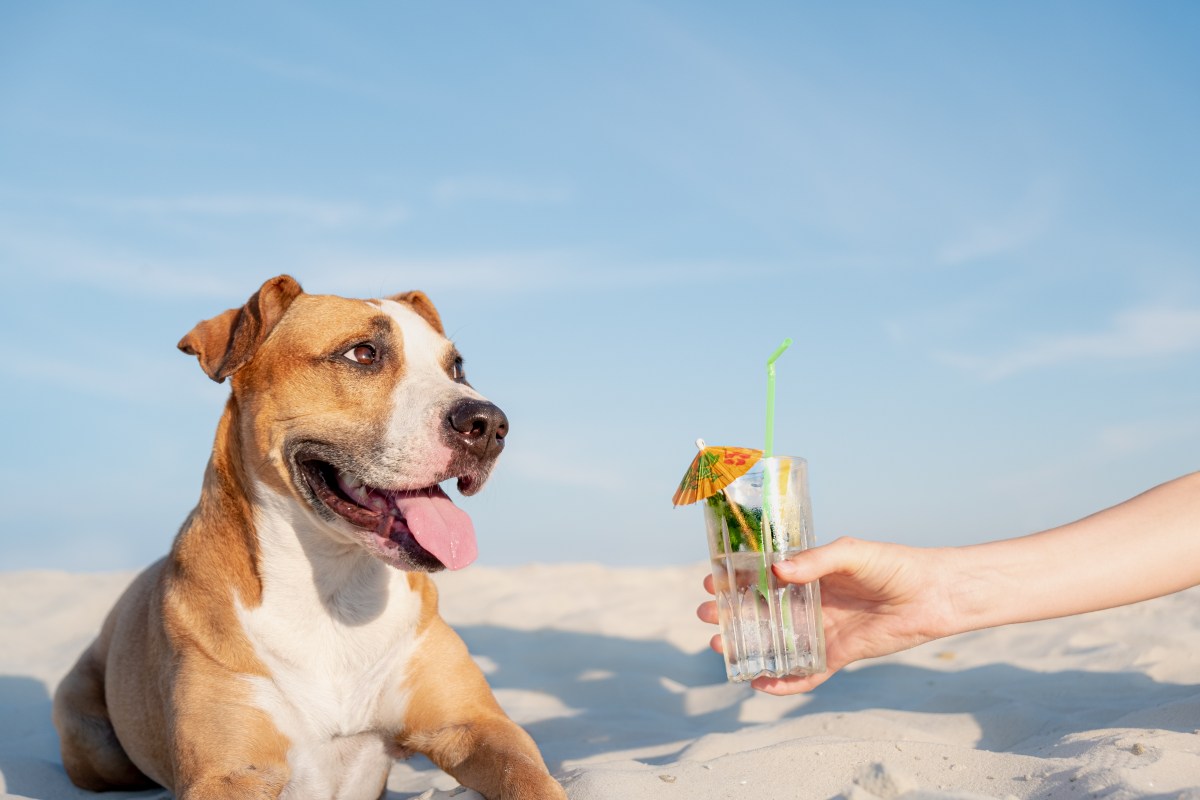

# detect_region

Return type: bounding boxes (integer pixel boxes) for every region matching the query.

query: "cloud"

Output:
[310,252,775,296]
[0,341,223,406]
[73,194,408,229]
[984,414,1200,503]
[433,177,572,207]
[308,253,565,295]
[501,445,628,492]
[0,214,776,301]
[0,225,243,298]
[1095,417,1200,458]
[937,177,1060,266]
[235,53,391,101]
[977,419,1199,536]
[163,27,394,103]
[939,306,1200,380]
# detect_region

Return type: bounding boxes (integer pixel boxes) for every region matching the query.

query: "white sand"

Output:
[3,564,1199,800]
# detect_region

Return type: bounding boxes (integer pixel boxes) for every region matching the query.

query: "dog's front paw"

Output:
[424,776,566,800]
[177,764,289,800]
[501,769,568,800]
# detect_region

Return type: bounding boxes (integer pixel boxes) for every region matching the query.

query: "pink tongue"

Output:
[394,486,478,570]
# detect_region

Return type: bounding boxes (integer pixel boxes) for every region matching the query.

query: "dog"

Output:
[53,275,567,800]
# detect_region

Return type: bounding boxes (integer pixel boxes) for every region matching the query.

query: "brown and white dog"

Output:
[52,275,567,800]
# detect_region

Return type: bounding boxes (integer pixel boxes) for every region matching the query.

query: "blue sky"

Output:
[2,2,1198,572]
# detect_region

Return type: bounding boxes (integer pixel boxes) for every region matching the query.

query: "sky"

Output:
[1,2,1198,573]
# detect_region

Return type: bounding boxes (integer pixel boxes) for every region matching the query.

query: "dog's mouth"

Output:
[298,458,478,572]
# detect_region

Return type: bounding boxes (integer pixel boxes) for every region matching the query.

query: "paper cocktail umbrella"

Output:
[672,442,762,507]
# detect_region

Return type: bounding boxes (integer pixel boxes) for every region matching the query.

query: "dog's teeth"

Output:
[336,472,373,505]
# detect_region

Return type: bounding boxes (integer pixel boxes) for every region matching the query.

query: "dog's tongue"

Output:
[394,486,477,570]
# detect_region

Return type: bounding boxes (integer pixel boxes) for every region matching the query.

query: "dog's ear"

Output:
[389,290,444,335]
[178,275,304,383]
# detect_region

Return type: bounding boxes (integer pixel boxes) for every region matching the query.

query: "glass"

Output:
[703,456,826,682]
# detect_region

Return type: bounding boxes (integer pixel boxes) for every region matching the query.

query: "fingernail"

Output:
[774,560,798,576]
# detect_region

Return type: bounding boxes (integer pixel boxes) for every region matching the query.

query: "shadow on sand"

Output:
[451,624,1200,770]
[0,675,166,800]
[7,627,1197,800]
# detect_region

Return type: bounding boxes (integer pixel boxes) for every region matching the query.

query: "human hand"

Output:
[697,537,956,695]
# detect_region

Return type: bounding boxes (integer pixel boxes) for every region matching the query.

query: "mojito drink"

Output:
[703,456,826,682]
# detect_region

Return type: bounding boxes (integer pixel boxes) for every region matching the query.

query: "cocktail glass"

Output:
[703,455,826,682]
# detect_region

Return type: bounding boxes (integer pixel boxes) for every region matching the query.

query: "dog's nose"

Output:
[447,399,508,459]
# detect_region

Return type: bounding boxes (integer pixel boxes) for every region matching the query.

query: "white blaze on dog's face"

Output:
[375,298,473,481]
[228,289,508,573]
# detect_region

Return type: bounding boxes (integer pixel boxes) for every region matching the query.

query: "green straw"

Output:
[758,338,792,600]
[764,338,792,459]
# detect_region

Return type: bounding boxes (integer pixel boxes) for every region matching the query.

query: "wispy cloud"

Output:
[0,218,777,301]
[235,52,391,101]
[73,194,408,229]
[502,445,628,492]
[6,107,226,153]
[939,306,1200,380]
[309,253,566,295]
[937,177,1061,266]
[984,414,1200,503]
[311,252,777,296]
[1095,417,1200,458]
[0,225,242,298]
[433,177,573,207]
[157,26,395,103]
[0,342,223,406]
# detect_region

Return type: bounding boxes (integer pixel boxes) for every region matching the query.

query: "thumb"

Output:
[773,537,864,584]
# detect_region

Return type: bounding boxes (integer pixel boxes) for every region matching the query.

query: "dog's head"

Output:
[178,275,507,572]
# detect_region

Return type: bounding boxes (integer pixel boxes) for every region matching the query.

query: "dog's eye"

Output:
[344,344,377,365]
[451,357,466,382]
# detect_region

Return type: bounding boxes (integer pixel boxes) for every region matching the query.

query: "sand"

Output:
[3,563,1199,800]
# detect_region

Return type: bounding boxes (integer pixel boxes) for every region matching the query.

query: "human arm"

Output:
[697,471,1200,695]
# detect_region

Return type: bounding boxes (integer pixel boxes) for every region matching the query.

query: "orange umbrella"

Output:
[672,440,763,506]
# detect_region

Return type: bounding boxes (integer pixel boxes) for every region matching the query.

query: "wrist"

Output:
[931,543,1016,637]
[870,542,976,644]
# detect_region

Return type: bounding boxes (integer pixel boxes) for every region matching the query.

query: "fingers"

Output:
[697,590,722,650]
[750,668,836,695]
[772,536,865,585]
[702,573,714,595]
[699,567,831,692]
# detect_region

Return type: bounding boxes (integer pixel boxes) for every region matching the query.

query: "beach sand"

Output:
[3,563,1199,800]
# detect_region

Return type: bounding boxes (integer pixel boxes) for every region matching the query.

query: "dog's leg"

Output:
[404,716,566,800]
[176,766,291,800]
[53,641,157,791]
[398,619,567,800]
[168,656,293,800]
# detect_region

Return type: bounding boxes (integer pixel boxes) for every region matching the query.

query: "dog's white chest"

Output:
[238,521,427,800]
[277,731,393,800]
